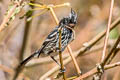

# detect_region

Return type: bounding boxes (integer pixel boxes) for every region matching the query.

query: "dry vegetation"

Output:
[0,0,120,80]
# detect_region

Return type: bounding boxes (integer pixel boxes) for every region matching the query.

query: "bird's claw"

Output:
[96,63,104,73]
[60,67,66,73]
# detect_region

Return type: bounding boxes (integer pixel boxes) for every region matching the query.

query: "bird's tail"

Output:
[20,51,39,67]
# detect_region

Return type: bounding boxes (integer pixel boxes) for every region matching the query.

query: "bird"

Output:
[20,9,77,67]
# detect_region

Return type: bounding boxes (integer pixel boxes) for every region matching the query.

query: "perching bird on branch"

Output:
[20,9,77,67]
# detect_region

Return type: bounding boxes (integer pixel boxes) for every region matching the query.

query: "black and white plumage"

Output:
[20,9,77,66]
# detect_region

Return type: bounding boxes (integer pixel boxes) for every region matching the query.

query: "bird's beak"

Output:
[69,23,76,28]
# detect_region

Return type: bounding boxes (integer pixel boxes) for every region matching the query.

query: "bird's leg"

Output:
[93,64,104,80]
[96,63,104,73]
[50,56,60,66]
[50,56,66,72]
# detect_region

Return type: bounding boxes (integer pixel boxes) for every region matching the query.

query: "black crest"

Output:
[69,9,77,24]
[59,9,77,28]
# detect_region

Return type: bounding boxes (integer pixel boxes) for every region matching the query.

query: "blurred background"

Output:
[0,0,120,80]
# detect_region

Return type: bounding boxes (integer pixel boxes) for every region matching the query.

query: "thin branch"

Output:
[29,2,70,9]
[80,17,120,56]
[30,9,48,19]
[12,1,35,79]
[101,35,120,66]
[0,2,70,32]
[0,5,17,31]
[101,0,114,62]
[0,0,25,32]
[49,7,66,80]
[67,45,82,75]
[75,35,120,80]
[49,7,59,24]
[58,27,67,80]
[0,64,14,75]
[17,73,31,80]
[74,62,120,80]
[93,1,115,79]
[107,48,120,64]
[83,41,111,56]
[0,64,29,80]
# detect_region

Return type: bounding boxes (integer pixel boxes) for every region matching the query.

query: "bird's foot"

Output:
[60,67,66,73]
[96,63,104,73]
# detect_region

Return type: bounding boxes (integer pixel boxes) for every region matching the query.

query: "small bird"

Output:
[20,9,77,67]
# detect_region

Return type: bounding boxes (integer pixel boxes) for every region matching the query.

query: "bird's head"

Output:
[59,9,77,28]
[68,9,77,28]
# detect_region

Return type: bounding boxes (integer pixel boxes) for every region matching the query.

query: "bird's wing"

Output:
[38,26,59,56]
[20,27,59,67]
[44,26,59,42]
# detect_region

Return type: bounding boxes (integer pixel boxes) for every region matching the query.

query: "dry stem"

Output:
[101,0,114,62]
[59,27,67,80]
[49,7,66,80]
[0,0,25,32]
[101,35,120,66]
[0,5,17,32]
[13,1,35,80]
[67,45,82,75]
[0,64,14,75]
[74,62,120,80]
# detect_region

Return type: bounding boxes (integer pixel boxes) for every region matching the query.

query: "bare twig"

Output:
[0,0,25,32]
[75,35,120,80]
[0,5,17,32]
[101,0,114,62]
[16,73,30,80]
[0,64,14,75]
[49,7,59,24]
[67,45,82,75]
[0,2,70,32]
[102,35,120,66]
[58,27,67,80]
[13,1,35,80]
[74,62,120,80]
[93,1,115,79]
[81,17,120,57]
[107,48,120,64]
[0,64,29,80]
[49,7,66,80]
[29,2,70,9]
